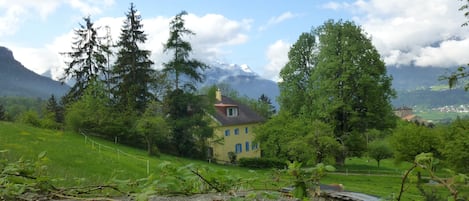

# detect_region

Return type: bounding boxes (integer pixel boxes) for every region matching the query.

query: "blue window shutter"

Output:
[245,141,250,152]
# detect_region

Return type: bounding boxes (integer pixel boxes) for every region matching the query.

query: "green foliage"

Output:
[286,161,335,199]
[64,80,115,135]
[164,89,213,158]
[367,140,393,168]
[111,3,156,114]
[0,97,45,121]
[132,162,245,199]
[135,101,170,156]
[390,121,442,163]
[439,117,469,173]
[60,16,110,104]
[0,103,5,121]
[163,10,207,91]
[278,32,316,116]
[238,158,285,169]
[397,153,468,201]
[310,20,396,161]
[16,110,41,127]
[0,151,51,200]
[256,113,340,164]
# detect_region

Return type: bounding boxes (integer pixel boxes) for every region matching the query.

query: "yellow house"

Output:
[208,89,265,163]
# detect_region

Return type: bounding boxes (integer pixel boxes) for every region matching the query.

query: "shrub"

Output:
[238,157,286,169]
[16,110,41,127]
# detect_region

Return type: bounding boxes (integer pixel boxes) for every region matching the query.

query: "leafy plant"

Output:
[286,161,335,199]
[397,153,468,201]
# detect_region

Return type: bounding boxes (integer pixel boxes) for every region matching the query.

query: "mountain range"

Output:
[0,47,69,99]
[1,46,468,109]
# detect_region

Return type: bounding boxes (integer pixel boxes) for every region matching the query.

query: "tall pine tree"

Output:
[111,3,155,114]
[162,11,212,158]
[60,16,110,104]
[163,11,207,91]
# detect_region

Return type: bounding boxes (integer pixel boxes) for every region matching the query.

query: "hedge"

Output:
[238,157,286,169]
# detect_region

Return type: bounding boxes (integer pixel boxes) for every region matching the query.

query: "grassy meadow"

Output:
[0,121,457,200]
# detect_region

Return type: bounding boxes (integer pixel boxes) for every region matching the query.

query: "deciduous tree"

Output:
[367,140,393,168]
[136,101,169,156]
[309,20,396,164]
[390,121,442,163]
[278,32,317,116]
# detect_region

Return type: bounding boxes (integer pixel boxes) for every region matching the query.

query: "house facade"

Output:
[208,89,265,163]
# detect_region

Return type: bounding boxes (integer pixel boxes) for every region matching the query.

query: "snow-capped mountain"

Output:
[201,62,280,109]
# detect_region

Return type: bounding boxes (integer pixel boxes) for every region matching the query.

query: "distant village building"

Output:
[393,106,432,127]
[207,89,265,163]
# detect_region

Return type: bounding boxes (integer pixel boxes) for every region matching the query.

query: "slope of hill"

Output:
[0,46,69,99]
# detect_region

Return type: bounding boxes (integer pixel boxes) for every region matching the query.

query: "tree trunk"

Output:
[146,136,152,155]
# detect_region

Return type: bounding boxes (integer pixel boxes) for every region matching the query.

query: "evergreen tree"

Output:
[111,3,155,114]
[162,11,212,158]
[165,89,213,158]
[45,95,64,123]
[310,20,396,163]
[60,16,110,104]
[163,11,207,91]
[0,103,5,121]
[257,94,276,119]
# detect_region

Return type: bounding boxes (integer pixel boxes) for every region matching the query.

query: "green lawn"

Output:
[1,121,463,200]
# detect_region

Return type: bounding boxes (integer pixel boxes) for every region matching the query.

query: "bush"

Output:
[238,157,286,169]
[16,110,41,127]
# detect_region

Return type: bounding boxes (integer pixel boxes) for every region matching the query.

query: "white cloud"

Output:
[0,0,114,37]
[322,1,352,10]
[341,0,469,67]
[259,12,298,31]
[262,40,290,81]
[67,0,115,16]
[164,13,251,65]
[0,5,25,37]
[6,12,252,79]
[415,38,469,67]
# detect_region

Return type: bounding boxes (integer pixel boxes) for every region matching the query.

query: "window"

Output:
[245,127,249,134]
[227,107,238,117]
[234,128,239,135]
[252,143,258,150]
[235,143,242,153]
[224,129,230,136]
[245,141,250,152]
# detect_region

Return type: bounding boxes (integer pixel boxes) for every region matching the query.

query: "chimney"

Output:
[216,88,222,101]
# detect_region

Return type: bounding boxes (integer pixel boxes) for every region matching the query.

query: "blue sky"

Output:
[1,0,468,81]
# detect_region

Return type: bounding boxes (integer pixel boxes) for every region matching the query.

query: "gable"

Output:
[212,95,265,126]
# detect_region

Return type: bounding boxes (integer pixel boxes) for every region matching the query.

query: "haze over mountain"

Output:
[0,46,69,99]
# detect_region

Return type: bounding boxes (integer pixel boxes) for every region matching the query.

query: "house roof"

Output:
[212,95,265,126]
